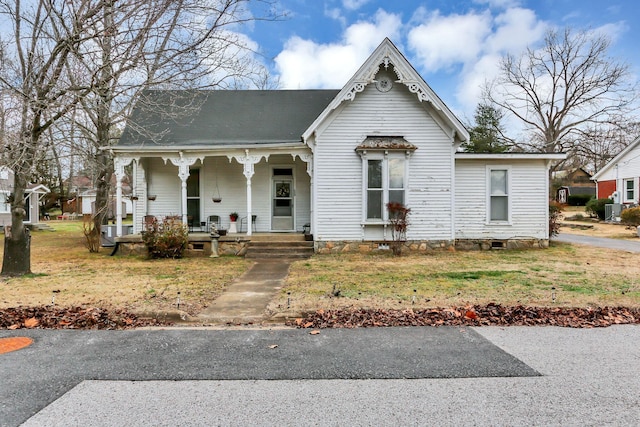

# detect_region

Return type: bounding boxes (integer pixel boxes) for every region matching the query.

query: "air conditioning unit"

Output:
[605,203,623,222]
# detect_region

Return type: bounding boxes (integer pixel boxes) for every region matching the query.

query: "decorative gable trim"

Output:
[303,38,468,144]
[355,136,417,152]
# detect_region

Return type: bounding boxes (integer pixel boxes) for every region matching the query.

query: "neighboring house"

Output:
[591,135,640,205]
[553,168,596,203]
[79,189,133,218]
[111,39,564,252]
[0,166,50,227]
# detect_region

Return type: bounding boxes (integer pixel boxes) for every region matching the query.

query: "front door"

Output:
[187,168,200,229]
[272,169,294,231]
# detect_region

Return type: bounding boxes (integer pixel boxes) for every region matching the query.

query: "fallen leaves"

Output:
[24,318,39,328]
[289,304,640,329]
[0,306,172,330]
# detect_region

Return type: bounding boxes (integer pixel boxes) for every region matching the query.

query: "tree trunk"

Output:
[1,226,31,276]
[1,172,31,276]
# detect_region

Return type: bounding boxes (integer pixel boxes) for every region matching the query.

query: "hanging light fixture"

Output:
[212,158,222,203]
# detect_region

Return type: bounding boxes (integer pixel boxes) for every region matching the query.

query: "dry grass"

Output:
[560,206,640,240]
[0,221,249,315]
[269,243,640,315]
[2,217,640,320]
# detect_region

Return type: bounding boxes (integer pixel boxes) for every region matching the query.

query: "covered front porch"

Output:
[112,148,314,238]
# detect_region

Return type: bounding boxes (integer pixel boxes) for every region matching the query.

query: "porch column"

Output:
[168,154,201,225]
[293,153,313,234]
[229,150,268,236]
[114,156,136,237]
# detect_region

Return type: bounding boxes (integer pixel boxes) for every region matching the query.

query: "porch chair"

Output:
[207,215,221,232]
[240,214,257,233]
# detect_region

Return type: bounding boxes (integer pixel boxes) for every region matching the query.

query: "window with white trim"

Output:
[0,192,10,213]
[364,154,407,221]
[624,178,635,202]
[488,168,509,222]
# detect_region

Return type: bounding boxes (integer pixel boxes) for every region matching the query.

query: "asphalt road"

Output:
[2,325,639,426]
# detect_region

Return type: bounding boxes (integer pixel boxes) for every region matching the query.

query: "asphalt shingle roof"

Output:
[117,90,340,148]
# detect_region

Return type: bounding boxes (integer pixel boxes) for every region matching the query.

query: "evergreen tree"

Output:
[463,104,509,153]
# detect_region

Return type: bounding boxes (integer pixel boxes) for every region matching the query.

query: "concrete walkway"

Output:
[198,259,291,324]
[553,232,640,252]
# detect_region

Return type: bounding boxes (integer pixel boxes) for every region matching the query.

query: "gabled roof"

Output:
[26,184,50,194]
[117,90,339,148]
[302,38,469,144]
[591,135,640,181]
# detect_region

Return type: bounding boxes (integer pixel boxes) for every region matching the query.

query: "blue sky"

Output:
[246,0,639,121]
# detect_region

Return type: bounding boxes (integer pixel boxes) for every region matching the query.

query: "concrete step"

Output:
[30,223,55,232]
[245,241,314,259]
[248,241,314,248]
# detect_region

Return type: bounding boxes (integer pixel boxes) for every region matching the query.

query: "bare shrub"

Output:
[141,217,188,259]
[387,202,411,256]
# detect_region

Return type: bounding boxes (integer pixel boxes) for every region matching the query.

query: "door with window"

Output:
[272,168,294,231]
[187,168,200,229]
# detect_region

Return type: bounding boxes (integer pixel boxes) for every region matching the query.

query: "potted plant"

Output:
[228,212,239,234]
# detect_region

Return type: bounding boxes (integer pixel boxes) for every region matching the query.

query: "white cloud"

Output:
[486,7,547,53]
[274,10,402,89]
[590,21,629,43]
[407,10,492,72]
[273,3,549,117]
[405,5,547,115]
[472,0,521,9]
[343,0,371,11]
[325,7,347,27]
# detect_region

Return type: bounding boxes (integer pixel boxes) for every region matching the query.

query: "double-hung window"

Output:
[488,167,510,223]
[624,178,635,202]
[365,154,407,221]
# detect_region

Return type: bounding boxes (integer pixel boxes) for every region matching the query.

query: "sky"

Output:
[246,0,639,122]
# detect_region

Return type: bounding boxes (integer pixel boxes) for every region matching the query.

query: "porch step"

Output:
[245,240,314,259]
[29,223,55,232]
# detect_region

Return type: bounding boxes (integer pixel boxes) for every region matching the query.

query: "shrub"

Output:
[549,201,562,237]
[586,198,613,220]
[621,207,640,227]
[387,202,411,256]
[141,216,189,259]
[567,194,593,206]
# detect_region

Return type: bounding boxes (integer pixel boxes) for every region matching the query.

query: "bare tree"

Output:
[485,27,637,163]
[67,0,279,249]
[0,0,280,270]
[571,120,640,173]
[0,0,107,275]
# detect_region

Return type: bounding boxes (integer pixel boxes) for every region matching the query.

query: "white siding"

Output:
[314,79,455,241]
[145,158,182,218]
[594,145,640,204]
[455,159,549,239]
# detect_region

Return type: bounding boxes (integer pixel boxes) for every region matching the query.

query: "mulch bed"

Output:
[0,306,173,330]
[289,304,640,329]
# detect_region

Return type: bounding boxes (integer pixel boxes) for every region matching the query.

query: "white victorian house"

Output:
[111,39,564,254]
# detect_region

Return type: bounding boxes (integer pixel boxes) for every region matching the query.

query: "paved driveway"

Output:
[554,232,640,252]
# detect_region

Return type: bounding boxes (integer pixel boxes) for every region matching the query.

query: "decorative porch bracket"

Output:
[114,156,138,237]
[165,153,203,225]
[292,153,313,178]
[228,150,269,236]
